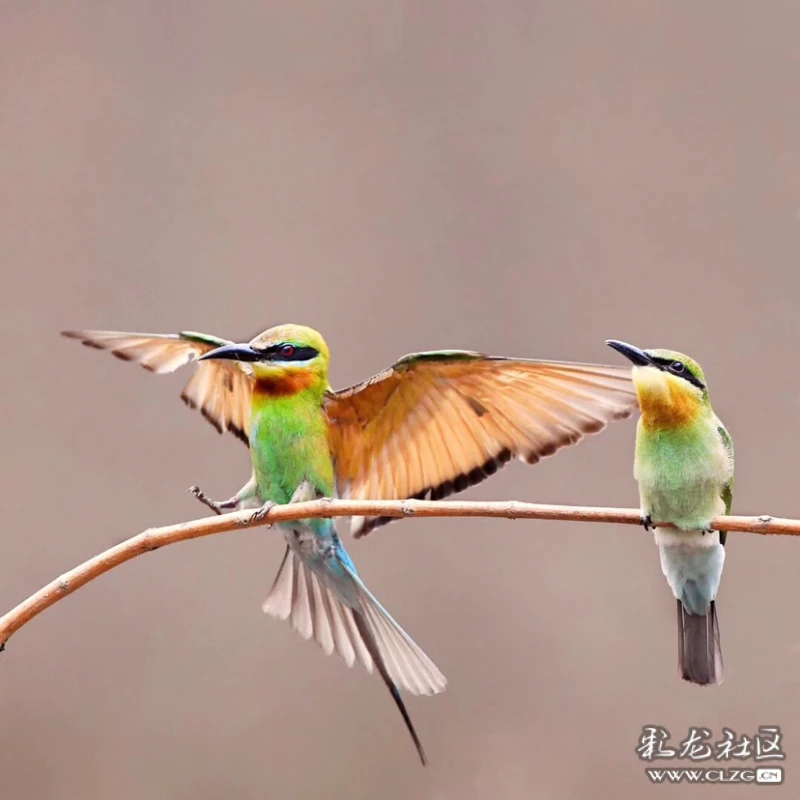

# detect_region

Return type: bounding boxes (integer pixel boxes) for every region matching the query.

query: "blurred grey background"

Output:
[2,2,800,798]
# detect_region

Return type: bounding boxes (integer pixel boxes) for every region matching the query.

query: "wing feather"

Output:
[326,352,638,536]
[62,329,254,444]
[717,423,734,547]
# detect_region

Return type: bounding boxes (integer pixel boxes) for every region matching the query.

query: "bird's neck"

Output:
[636,381,708,432]
[252,368,327,399]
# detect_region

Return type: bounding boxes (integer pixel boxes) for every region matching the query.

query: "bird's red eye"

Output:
[280,344,295,358]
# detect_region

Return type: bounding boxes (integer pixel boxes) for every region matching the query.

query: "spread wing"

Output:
[62,329,254,443]
[325,351,638,537]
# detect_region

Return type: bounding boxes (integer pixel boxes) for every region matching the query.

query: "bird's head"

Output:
[606,340,709,430]
[199,324,330,395]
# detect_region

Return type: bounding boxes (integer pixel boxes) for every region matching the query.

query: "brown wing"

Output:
[62,329,253,443]
[325,350,638,537]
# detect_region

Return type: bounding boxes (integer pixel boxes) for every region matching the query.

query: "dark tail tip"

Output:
[351,611,428,765]
[390,685,428,766]
[677,600,724,686]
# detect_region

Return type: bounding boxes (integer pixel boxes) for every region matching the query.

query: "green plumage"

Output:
[249,391,334,515]
[635,415,733,532]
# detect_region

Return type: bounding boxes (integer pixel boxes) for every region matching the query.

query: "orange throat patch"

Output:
[253,370,318,398]
[633,367,703,430]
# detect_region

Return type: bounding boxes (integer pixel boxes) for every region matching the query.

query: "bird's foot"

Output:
[188,485,234,516]
[243,501,277,527]
[641,513,655,532]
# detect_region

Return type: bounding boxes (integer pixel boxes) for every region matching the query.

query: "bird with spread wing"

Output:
[63,323,638,763]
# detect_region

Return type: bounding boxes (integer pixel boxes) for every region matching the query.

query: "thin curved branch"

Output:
[0,499,796,651]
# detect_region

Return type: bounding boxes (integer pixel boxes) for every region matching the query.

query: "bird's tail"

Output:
[677,600,724,686]
[262,546,446,763]
[350,608,429,764]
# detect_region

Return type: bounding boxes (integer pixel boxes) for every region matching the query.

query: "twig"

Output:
[0,499,795,651]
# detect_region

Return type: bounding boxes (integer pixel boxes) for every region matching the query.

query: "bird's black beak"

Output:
[605,339,655,367]
[198,343,263,362]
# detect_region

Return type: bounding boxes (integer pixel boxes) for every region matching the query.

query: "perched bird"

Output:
[607,340,733,686]
[63,324,639,759]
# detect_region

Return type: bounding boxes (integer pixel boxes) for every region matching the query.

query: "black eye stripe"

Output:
[648,356,705,390]
[262,344,319,362]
